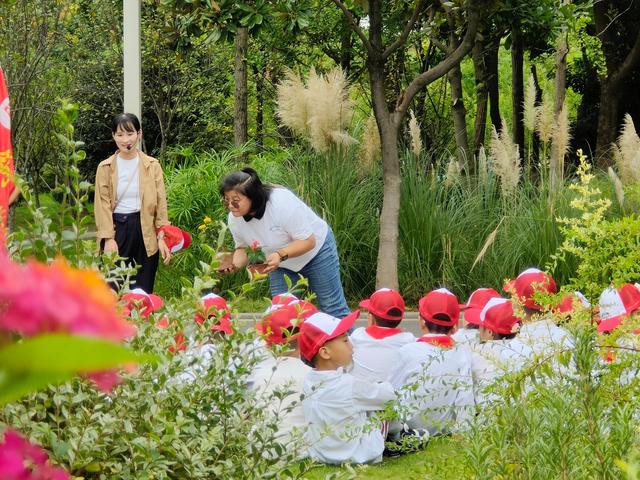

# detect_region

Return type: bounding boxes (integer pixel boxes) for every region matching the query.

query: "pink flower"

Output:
[0,255,136,342]
[250,240,260,251]
[85,370,123,392]
[0,429,70,480]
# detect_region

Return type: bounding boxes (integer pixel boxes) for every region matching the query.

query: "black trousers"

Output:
[110,211,159,293]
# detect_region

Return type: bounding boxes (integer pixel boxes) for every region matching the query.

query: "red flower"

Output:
[250,240,260,251]
[0,429,70,480]
[168,332,187,353]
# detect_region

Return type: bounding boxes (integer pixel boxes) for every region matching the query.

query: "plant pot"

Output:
[247,263,269,275]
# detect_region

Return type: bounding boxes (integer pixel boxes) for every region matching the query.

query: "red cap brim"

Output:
[359,299,371,310]
[328,311,359,340]
[597,314,624,333]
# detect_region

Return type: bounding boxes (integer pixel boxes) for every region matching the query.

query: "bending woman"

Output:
[94,113,171,293]
[218,167,351,319]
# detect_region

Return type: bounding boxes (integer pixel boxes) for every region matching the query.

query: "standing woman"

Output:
[94,113,171,293]
[218,167,351,319]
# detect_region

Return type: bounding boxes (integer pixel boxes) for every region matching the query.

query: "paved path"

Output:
[237,312,424,336]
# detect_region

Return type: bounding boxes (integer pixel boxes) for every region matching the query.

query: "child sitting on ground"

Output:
[390,288,475,436]
[252,299,317,448]
[300,311,396,465]
[503,268,572,354]
[452,288,501,344]
[350,288,415,382]
[470,297,533,404]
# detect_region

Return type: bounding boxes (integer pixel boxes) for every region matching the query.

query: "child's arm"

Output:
[351,377,396,411]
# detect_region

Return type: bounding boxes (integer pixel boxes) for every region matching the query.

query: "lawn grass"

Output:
[301,436,469,479]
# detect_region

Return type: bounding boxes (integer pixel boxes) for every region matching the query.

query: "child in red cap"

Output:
[470,297,533,403]
[452,288,501,344]
[350,288,415,382]
[389,288,475,436]
[252,299,317,448]
[504,268,572,356]
[299,311,396,464]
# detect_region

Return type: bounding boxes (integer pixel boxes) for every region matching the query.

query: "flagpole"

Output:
[123,0,141,121]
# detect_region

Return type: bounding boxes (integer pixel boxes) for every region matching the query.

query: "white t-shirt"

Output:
[350,326,416,382]
[251,354,311,446]
[452,328,480,344]
[518,319,573,356]
[114,154,140,214]
[303,369,396,465]
[228,188,328,272]
[469,338,533,404]
[389,338,476,435]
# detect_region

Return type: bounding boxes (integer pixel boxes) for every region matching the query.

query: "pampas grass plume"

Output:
[478,145,488,186]
[490,121,521,196]
[535,95,554,144]
[276,69,309,137]
[444,157,462,187]
[614,114,640,185]
[360,114,381,173]
[608,166,625,210]
[409,110,423,156]
[523,73,537,132]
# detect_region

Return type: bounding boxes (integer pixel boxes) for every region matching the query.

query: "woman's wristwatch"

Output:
[277,250,289,262]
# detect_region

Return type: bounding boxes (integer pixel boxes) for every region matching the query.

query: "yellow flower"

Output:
[203,216,212,224]
[198,224,206,231]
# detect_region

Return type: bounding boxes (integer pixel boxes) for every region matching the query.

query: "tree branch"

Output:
[330,0,373,55]
[395,1,482,118]
[383,0,427,60]
[612,27,640,84]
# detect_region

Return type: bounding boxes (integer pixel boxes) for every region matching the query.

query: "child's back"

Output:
[303,369,395,464]
[351,288,415,382]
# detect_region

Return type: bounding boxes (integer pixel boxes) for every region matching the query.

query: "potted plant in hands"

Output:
[246,241,268,279]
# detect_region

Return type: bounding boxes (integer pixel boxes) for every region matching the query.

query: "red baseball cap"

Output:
[299,311,358,362]
[257,300,318,345]
[418,288,460,327]
[463,288,501,326]
[263,293,299,315]
[359,288,405,321]
[597,284,640,333]
[159,225,192,253]
[122,288,164,317]
[555,291,590,315]
[479,297,522,335]
[503,268,557,310]
[195,293,232,334]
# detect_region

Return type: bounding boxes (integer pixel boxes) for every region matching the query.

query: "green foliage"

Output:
[550,151,640,300]
[462,321,640,479]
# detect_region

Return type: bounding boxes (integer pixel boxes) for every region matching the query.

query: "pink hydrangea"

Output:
[0,429,70,480]
[0,255,136,341]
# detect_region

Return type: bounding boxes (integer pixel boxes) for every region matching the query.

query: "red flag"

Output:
[0,65,15,244]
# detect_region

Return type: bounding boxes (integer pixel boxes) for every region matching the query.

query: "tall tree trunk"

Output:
[550,27,569,193]
[254,63,264,152]
[511,26,525,158]
[486,36,502,129]
[472,37,489,159]
[447,63,470,166]
[595,80,620,162]
[339,17,353,75]
[530,65,543,171]
[234,27,249,158]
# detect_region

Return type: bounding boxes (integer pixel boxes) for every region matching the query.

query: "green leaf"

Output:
[0,334,155,373]
[0,369,73,405]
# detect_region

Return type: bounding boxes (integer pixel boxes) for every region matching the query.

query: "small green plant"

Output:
[246,240,266,265]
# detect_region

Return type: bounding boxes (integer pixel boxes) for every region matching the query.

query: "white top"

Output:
[350,326,416,382]
[518,319,573,356]
[469,339,533,404]
[251,354,311,446]
[389,339,476,435]
[452,328,480,344]
[228,188,329,272]
[303,369,396,465]
[114,154,140,214]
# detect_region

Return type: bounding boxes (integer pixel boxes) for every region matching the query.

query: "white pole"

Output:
[123,0,141,120]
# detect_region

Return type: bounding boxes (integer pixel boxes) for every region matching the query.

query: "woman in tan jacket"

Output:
[94,113,171,293]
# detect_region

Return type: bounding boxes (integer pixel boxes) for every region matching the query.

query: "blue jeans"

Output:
[268,229,351,319]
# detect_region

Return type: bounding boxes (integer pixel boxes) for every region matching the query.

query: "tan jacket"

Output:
[94,151,169,257]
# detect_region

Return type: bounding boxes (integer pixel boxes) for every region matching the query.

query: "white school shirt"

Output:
[228,188,328,272]
[350,326,416,382]
[303,369,396,465]
[518,319,573,356]
[114,154,140,213]
[469,339,533,404]
[251,354,311,446]
[389,337,476,435]
[452,328,480,344]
